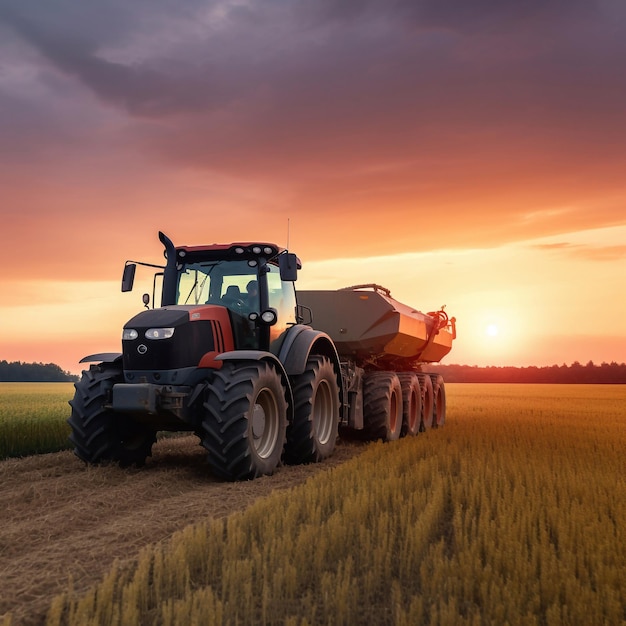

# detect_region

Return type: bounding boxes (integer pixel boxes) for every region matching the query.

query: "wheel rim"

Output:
[434,383,446,426]
[250,387,280,459]
[424,389,433,427]
[389,389,399,432]
[408,387,419,432]
[313,379,334,445]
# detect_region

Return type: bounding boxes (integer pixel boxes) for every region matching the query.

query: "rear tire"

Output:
[68,365,156,467]
[285,355,340,464]
[201,361,287,480]
[397,373,422,437]
[417,373,434,430]
[431,374,446,428]
[363,371,403,442]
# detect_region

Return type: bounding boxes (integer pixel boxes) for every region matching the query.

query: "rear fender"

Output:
[278,326,344,416]
[279,327,340,375]
[215,350,294,423]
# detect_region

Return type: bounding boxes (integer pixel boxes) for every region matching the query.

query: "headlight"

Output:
[145,328,175,340]
[122,329,138,340]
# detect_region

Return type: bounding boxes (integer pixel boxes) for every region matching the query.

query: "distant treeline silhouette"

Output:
[0,360,79,382]
[1,359,625,384]
[434,361,626,384]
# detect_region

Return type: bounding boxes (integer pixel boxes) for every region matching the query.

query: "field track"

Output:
[0,436,365,626]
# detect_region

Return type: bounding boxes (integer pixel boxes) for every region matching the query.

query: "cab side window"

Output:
[266,266,297,352]
[267,267,297,325]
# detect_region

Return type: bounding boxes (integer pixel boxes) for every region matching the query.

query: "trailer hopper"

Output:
[298,284,455,368]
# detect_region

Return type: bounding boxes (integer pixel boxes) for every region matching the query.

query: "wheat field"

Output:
[0,383,73,458]
[41,383,625,626]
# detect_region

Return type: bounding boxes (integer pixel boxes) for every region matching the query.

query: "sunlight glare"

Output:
[486,324,499,337]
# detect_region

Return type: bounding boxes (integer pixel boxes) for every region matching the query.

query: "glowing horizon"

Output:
[2,225,624,375]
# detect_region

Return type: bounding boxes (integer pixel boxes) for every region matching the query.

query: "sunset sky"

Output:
[1,0,625,375]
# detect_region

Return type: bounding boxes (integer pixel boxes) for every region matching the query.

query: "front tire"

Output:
[363,371,403,442]
[285,355,340,464]
[201,361,288,480]
[68,365,156,467]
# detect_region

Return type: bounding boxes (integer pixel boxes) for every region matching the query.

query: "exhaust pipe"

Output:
[159,231,178,307]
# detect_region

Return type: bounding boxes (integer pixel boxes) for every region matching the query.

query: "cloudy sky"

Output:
[1,0,625,373]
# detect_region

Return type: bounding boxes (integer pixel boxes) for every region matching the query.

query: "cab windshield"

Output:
[176,260,259,313]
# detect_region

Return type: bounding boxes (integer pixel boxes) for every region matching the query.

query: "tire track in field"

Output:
[0,436,365,626]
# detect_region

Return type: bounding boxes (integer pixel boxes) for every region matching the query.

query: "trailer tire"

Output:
[417,373,434,430]
[397,373,422,437]
[431,374,446,428]
[68,365,156,467]
[363,371,403,442]
[201,361,287,480]
[285,355,340,464]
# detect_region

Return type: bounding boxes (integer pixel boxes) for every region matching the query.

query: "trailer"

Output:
[298,285,455,440]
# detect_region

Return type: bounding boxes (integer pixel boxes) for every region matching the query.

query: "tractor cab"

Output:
[122,233,300,355]
[174,254,297,352]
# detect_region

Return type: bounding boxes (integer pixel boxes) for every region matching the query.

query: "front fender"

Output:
[79,352,123,364]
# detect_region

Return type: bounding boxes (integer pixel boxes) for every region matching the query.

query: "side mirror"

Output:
[142,293,150,309]
[122,263,136,292]
[279,253,299,281]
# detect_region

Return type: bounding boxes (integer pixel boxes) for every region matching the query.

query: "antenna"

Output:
[286,217,290,250]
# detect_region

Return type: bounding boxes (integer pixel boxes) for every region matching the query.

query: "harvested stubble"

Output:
[45,384,626,625]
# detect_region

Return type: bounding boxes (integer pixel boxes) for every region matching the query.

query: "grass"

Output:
[0,383,74,458]
[44,383,626,625]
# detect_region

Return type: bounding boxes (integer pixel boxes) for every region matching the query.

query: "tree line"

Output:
[434,361,626,384]
[0,360,79,382]
[1,359,625,384]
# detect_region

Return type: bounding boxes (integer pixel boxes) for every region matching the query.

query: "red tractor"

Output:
[69,232,455,480]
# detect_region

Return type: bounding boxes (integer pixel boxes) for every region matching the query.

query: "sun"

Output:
[459,306,527,365]
[486,323,499,337]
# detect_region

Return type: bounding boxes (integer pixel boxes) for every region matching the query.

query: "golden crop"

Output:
[0,383,74,458]
[46,383,626,625]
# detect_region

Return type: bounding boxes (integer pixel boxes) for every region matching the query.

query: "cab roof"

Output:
[174,242,301,268]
